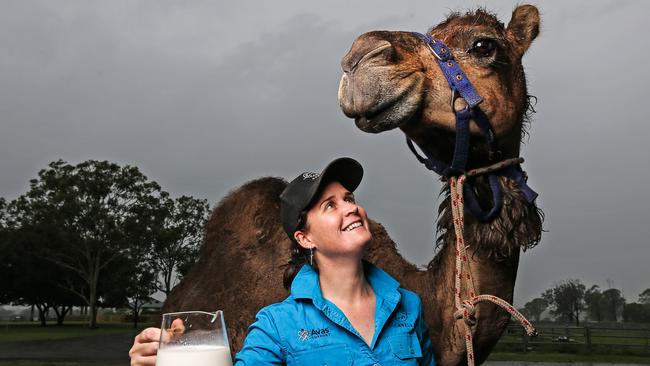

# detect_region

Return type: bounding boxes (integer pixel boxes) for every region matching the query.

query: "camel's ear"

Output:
[506,4,540,58]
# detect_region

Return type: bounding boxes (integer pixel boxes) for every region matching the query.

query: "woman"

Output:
[129,157,435,365]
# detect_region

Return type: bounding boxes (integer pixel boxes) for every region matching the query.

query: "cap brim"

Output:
[306,157,364,209]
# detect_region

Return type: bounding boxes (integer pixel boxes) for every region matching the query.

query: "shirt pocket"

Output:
[288,343,352,366]
[389,331,423,362]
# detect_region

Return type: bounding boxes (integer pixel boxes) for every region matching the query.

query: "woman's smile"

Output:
[299,181,372,258]
[342,220,363,232]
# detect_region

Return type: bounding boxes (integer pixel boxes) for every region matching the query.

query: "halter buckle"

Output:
[426,42,443,61]
[450,88,457,111]
[488,150,502,162]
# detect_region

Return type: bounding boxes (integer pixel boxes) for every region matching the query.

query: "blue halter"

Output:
[406,32,537,221]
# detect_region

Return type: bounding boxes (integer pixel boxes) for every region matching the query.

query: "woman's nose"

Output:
[343,201,360,216]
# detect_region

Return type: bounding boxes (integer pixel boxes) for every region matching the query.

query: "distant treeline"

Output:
[520,279,650,325]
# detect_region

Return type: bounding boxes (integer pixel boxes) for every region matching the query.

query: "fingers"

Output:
[167,318,185,338]
[170,318,185,333]
[130,354,157,366]
[131,356,156,366]
[171,318,184,328]
[135,327,162,344]
[159,318,186,343]
[130,337,159,356]
[130,328,161,366]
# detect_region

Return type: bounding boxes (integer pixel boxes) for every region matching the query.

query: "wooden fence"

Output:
[496,323,650,354]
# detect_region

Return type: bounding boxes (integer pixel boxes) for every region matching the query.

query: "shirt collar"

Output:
[291,261,401,303]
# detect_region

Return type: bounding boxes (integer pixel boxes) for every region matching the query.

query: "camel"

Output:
[163,5,543,365]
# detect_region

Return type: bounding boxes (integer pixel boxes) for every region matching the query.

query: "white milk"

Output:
[156,345,233,366]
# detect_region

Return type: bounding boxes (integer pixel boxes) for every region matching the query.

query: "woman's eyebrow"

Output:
[318,195,335,208]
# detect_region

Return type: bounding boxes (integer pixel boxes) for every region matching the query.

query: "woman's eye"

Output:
[325,202,335,209]
[345,196,356,203]
[469,39,496,58]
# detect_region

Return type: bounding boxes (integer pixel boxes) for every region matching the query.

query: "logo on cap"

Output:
[301,172,319,180]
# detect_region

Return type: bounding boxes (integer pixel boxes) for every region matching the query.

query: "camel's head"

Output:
[338,5,540,163]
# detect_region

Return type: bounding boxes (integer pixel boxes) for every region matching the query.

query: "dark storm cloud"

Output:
[1,0,648,306]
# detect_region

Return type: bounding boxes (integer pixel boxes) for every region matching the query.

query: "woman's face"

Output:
[296,180,372,259]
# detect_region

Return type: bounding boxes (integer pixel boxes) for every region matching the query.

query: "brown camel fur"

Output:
[163,5,543,365]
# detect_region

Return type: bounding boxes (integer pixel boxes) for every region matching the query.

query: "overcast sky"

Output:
[1,0,648,307]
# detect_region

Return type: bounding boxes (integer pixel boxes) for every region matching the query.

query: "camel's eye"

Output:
[469,39,496,58]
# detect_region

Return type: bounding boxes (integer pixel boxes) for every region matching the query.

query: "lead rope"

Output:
[448,158,537,366]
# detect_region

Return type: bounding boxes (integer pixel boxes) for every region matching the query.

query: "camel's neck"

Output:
[435,173,542,260]
[419,174,542,365]
[364,172,543,365]
[422,173,542,311]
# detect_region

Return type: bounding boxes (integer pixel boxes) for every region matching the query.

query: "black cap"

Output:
[280,157,363,241]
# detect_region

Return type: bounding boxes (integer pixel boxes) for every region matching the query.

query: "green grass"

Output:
[0,322,143,342]
[488,352,650,364]
[489,325,650,363]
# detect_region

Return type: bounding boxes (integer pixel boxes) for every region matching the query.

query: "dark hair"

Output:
[282,211,318,289]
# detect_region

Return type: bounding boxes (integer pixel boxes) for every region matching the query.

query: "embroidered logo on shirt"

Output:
[396,311,408,322]
[394,311,413,328]
[298,329,310,341]
[298,327,330,341]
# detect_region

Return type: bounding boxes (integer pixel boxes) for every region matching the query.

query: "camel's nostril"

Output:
[360,43,395,67]
[341,38,394,73]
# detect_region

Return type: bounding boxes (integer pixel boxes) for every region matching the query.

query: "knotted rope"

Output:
[449,158,537,366]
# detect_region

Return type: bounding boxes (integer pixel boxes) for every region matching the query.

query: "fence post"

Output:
[584,326,591,352]
[522,326,528,352]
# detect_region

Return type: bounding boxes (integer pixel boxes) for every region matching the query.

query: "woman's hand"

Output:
[129,327,161,366]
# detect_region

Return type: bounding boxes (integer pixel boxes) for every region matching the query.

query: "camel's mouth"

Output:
[352,99,408,133]
[338,69,424,134]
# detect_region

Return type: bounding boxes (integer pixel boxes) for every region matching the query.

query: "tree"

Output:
[623,303,650,323]
[584,285,603,322]
[100,254,157,329]
[0,198,6,225]
[600,288,625,322]
[542,279,586,326]
[584,285,626,323]
[639,289,650,305]
[2,220,85,325]
[523,297,547,322]
[0,198,13,304]
[151,195,209,297]
[123,262,157,329]
[11,160,164,328]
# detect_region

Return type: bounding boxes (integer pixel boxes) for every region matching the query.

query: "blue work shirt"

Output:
[235,262,435,365]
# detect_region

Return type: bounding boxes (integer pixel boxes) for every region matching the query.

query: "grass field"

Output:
[492,324,650,363]
[2,322,650,364]
[0,321,143,342]
[488,352,650,364]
